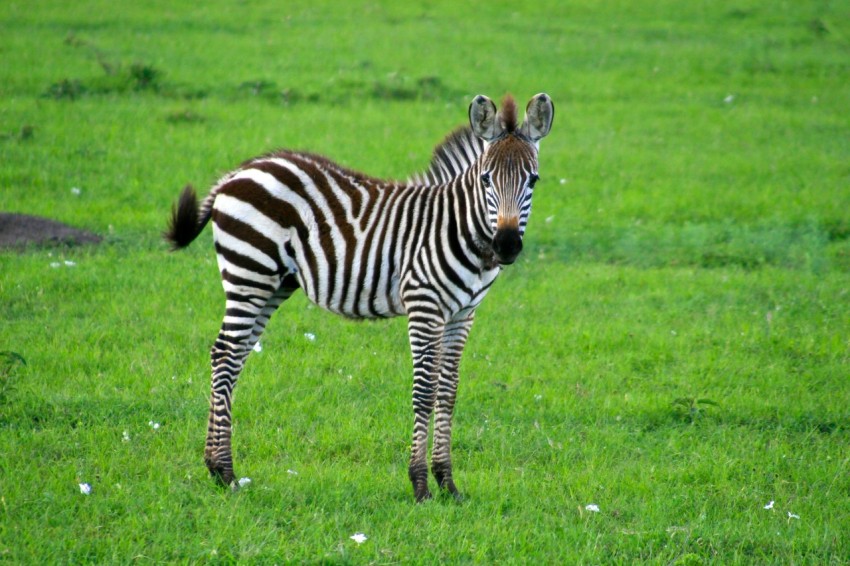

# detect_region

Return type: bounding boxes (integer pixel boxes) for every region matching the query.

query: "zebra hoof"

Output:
[436,479,463,503]
[441,482,462,500]
[211,469,235,488]
[414,485,433,503]
[446,490,465,503]
[205,459,235,487]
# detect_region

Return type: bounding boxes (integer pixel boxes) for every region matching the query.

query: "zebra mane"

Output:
[408,126,485,186]
[500,95,518,133]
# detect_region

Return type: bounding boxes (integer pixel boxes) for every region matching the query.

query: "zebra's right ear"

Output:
[469,95,503,142]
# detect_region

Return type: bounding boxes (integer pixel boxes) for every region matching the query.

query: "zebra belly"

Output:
[291,248,405,321]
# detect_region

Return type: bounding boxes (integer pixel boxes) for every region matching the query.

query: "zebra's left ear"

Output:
[521,93,554,142]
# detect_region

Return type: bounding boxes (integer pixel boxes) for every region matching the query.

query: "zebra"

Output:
[165,93,554,502]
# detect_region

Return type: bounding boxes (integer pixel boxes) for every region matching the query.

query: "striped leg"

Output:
[431,313,474,499]
[245,276,299,353]
[406,312,445,502]
[204,279,298,485]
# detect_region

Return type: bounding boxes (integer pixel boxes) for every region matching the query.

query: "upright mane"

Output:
[408,126,485,186]
[408,95,518,187]
[500,95,518,133]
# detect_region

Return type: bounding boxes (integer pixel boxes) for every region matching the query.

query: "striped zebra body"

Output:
[166,93,554,501]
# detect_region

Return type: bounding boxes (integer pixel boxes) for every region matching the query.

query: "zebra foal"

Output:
[165,93,554,501]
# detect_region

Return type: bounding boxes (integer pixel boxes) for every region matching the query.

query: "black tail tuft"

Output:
[164,185,202,250]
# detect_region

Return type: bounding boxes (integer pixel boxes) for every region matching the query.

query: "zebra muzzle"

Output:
[492,228,523,265]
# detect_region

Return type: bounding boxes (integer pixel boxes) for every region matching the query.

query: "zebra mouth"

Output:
[492,228,523,265]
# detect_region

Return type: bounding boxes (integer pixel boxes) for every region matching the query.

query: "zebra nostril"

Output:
[492,229,523,264]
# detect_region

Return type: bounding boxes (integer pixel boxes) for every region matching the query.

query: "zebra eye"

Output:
[528,174,539,189]
[480,172,492,188]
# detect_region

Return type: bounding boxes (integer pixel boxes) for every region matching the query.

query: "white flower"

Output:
[534,394,543,401]
[50,262,61,268]
[148,421,160,430]
[544,215,554,224]
[350,533,368,544]
[79,482,92,495]
[724,94,735,103]
[71,187,81,195]
[253,341,263,352]
[122,431,131,442]
[237,477,252,488]
[559,178,567,185]
[585,504,600,512]
[304,333,316,342]
[764,500,774,510]
[788,512,800,520]
[287,469,298,475]
[64,260,76,267]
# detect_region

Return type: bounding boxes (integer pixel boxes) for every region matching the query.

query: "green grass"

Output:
[1,0,849,563]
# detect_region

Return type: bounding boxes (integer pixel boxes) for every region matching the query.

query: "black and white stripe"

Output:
[165,93,554,501]
[408,126,485,187]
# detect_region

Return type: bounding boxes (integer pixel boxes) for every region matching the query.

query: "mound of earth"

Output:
[0,213,101,250]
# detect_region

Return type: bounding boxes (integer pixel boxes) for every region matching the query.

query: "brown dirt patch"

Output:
[0,213,102,250]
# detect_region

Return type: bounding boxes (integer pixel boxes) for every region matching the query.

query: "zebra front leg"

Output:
[406,312,445,502]
[431,314,474,499]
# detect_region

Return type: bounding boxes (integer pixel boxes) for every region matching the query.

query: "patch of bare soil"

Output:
[0,213,101,250]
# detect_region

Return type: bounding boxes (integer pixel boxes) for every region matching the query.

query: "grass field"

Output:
[2,0,849,563]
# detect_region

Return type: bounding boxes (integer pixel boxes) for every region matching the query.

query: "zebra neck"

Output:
[438,168,498,271]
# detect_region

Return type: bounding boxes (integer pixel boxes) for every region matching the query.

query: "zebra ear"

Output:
[469,95,504,142]
[521,93,554,142]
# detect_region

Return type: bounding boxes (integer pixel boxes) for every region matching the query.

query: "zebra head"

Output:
[469,93,554,266]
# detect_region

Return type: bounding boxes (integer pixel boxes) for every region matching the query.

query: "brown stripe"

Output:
[496,214,519,230]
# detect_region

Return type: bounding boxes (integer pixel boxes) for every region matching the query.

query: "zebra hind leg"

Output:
[204,279,298,486]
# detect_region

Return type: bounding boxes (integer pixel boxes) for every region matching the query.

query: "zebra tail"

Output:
[164,184,212,250]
